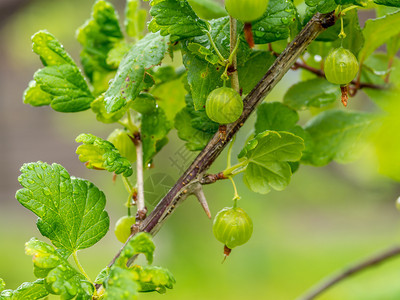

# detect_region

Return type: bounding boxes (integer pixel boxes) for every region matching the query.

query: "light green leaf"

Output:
[16,162,110,252]
[125,0,147,38]
[358,10,400,64]
[135,266,176,293]
[238,131,304,194]
[305,0,336,13]
[252,0,298,44]
[187,0,227,19]
[187,43,220,64]
[174,107,213,151]
[27,31,94,112]
[238,51,275,95]
[302,110,378,166]
[34,65,94,112]
[25,238,93,299]
[283,78,340,110]
[141,106,172,164]
[255,102,299,133]
[76,133,134,176]
[104,32,169,113]
[107,129,137,163]
[148,0,208,42]
[106,42,132,68]
[374,0,400,7]
[77,0,123,91]
[117,232,156,266]
[95,267,110,285]
[91,95,128,124]
[23,80,52,107]
[0,279,49,300]
[104,267,139,300]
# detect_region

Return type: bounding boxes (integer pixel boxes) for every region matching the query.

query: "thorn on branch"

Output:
[193,184,211,219]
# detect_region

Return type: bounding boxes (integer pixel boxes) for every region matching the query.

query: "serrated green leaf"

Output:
[358,10,400,64]
[0,279,49,300]
[104,266,139,300]
[77,0,123,94]
[131,93,157,115]
[34,65,94,112]
[135,266,176,293]
[91,95,128,123]
[238,131,304,194]
[16,162,110,252]
[104,32,169,113]
[76,133,133,176]
[302,110,378,166]
[141,106,172,164]
[174,107,213,150]
[283,78,340,110]
[252,0,298,44]
[27,31,95,112]
[148,0,208,41]
[374,0,400,7]
[23,80,52,107]
[25,238,93,299]
[238,51,275,94]
[187,0,227,19]
[125,0,147,38]
[106,41,132,68]
[306,0,337,13]
[116,233,156,266]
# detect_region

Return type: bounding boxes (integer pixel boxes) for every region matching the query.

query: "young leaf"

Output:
[91,95,128,124]
[305,0,336,14]
[76,133,134,176]
[283,78,340,110]
[116,232,156,266]
[77,0,123,93]
[104,267,139,299]
[134,266,176,293]
[252,0,298,44]
[374,0,400,7]
[302,110,378,166]
[125,0,147,39]
[25,31,95,112]
[25,238,93,299]
[0,279,49,300]
[187,0,227,20]
[148,0,208,41]
[16,162,110,252]
[141,106,172,164]
[104,32,169,113]
[358,10,400,64]
[238,131,304,194]
[187,43,220,64]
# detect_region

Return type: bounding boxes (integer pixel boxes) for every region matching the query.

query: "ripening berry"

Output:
[114,216,136,243]
[324,47,359,85]
[225,0,269,22]
[206,87,243,124]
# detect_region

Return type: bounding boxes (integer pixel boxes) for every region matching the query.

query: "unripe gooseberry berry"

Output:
[213,207,253,256]
[225,0,269,22]
[114,215,136,243]
[206,87,243,124]
[324,47,359,85]
[107,129,136,163]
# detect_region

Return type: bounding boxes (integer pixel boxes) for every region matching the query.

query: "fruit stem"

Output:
[122,176,135,211]
[206,31,227,65]
[244,23,254,48]
[223,160,247,177]
[226,134,236,170]
[229,176,240,202]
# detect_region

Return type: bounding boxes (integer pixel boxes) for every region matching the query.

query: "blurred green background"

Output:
[0,0,400,299]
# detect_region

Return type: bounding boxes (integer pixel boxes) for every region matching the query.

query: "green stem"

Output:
[122,176,135,210]
[73,251,92,284]
[226,135,236,170]
[223,160,248,177]
[206,31,226,64]
[229,176,240,201]
[341,5,359,14]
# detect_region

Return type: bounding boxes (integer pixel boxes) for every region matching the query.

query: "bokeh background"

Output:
[1,0,400,299]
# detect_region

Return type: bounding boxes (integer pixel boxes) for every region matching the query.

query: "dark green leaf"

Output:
[0,279,48,300]
[25,238,93,299]
[283,78,340,110]
[131,93,157,115]
[141,106,172,164]
[76,133,134,176]
[125,0,147,38]
[16,162,110,252]
[252,0,298,44]
[104,32,169,113]
[184,94,219,134]
[148,0,208,41]
[302,110,378,166]
[374,0,400,7]
[255,102,299,133]
[305,0,336,14]
[77,0,123,93]
[238,131,304,194]
[238,51,275,94]
[187,0,227,20]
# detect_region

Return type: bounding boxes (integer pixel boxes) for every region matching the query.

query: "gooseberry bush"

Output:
[1,0,400,299]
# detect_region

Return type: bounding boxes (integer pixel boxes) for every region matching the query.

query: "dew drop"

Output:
[27,179,35,184]
[43,187,51,196]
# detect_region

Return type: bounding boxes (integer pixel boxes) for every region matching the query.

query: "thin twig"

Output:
[132,133,146,221]
[99,11,337,281]
[297,245,400,300]
[230,16,240,93]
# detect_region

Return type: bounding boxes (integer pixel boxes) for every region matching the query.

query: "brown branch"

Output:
[200,172,227,185]
[101,11,337,277]
[297,245,400,300]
